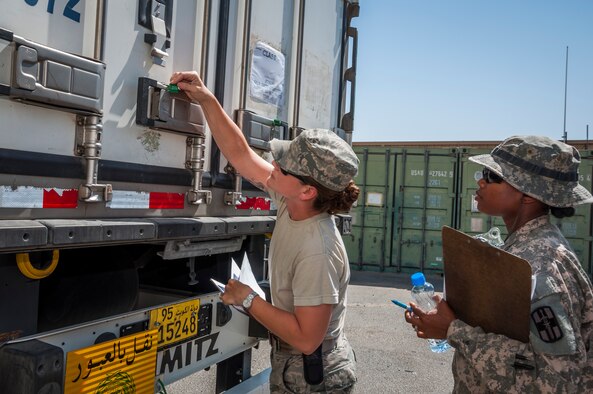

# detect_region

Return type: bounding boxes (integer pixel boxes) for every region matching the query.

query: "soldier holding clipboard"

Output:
[404,136,593,392]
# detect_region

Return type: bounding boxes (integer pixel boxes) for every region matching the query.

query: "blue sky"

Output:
[352,1,593,142]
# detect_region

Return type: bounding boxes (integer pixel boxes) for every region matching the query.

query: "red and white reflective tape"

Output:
[0,186,78,208]
[107,190,185,209]
[0,187,270,211]
[0,187,185,209]
[235,196,272,210]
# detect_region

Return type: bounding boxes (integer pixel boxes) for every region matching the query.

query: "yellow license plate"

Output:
[149,298,200,347]
[64,329,157,394]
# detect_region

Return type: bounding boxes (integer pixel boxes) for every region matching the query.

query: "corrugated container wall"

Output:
[346,147,395,272]
[346,142,593,277]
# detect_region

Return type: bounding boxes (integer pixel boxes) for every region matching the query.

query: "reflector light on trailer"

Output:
[0,186,78,208]
[235,196,272,210]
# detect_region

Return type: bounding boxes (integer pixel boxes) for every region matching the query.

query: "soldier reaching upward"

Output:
[170,71,359,393]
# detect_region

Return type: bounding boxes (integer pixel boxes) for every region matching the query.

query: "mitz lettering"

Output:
[158,332,219,374]
[24,0,81,23]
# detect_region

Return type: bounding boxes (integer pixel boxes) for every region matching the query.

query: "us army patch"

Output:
[531,306,563,343]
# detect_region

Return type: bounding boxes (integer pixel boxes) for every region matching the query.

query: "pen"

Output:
[391,299,412,312]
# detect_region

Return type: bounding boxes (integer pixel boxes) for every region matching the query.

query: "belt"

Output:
[270,333,344,355]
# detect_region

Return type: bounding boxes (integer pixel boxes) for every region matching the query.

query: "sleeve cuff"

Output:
[446,319,469,347]
[294,294,339,306]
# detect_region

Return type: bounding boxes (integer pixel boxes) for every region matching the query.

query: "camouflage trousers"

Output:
[269,337,357,393]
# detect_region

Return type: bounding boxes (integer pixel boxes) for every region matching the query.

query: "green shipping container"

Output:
[346,146,457,273]
[346,142,593,276]
[346,147,396,272]
[392,148,457,273]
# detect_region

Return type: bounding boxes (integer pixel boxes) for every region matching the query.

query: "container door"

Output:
[97,1,219,216]
[0,0,108,220]
[392,148,457,274]
[102,1,208,168]
[0,1,217,219]
[239,0,294,126]
[197,0,294,208]
[346,148,396,271]
[224,0,356,144]
[294,0,346,132]
[0,1,102,156]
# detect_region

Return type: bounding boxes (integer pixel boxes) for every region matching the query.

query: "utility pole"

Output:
[562,46,568,143]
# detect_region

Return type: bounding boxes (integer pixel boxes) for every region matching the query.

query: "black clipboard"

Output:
[442,226,532,343]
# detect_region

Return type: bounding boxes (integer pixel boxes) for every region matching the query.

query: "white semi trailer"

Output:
[0,0,359,392]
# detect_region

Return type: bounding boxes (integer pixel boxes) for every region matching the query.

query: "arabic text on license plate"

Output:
[149,299,200,347]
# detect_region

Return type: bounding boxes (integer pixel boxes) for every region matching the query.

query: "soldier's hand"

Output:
[170,71,214,103]
[404,295,456,340]
[220,279,252,307]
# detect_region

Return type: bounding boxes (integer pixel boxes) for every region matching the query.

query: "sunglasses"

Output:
[482,168,503,184]
[280,167,308,184]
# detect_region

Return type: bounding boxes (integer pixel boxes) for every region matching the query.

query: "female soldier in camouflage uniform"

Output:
[170,71,358,393]
[405,136,593,392]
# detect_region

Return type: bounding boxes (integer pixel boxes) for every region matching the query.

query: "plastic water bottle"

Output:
[474,227,504,248]
[410,272,451,353]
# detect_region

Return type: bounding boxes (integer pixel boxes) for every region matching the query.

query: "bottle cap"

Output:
[411,272,426,286]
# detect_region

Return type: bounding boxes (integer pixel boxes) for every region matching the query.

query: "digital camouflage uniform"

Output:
[452,136,593,392]
[269,338,357,393]
[448,216,593,392]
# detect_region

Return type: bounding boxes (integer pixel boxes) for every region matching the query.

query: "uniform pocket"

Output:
[281,355,308,394]
[321,362,357,392]
[278,343,357,393]
[319,343,357,392]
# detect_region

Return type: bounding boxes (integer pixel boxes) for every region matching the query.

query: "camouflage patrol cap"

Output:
[469,135,593,207]
[270,129,359,191]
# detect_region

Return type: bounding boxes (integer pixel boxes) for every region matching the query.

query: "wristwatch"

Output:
[242,291,259,310]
